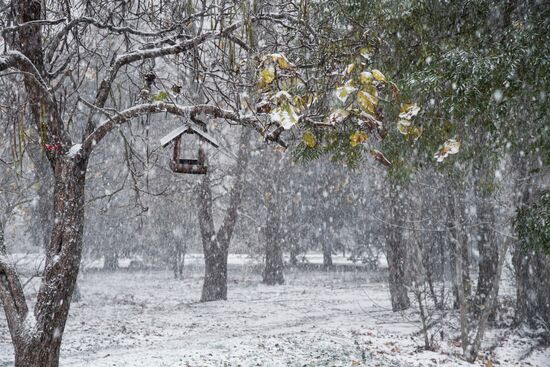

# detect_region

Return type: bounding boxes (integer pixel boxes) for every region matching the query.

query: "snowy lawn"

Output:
[1,261,548,366]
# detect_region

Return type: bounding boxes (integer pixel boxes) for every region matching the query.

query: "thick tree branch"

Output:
[0,51,49,90]
[1,18,66,38]
[0,255,28,341]
[81,101,285,156]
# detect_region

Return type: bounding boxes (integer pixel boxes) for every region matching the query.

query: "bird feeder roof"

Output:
[160,123,219,148]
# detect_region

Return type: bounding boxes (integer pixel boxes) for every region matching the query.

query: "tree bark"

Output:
[173,242,187,279]
[447,185,471,308]
[262,198,284,285]
[322,230,333,270]
[474,198,498,314]
[201,240,229,301]
[289,245,298,266]
[197,130,249,301]
[6,158,88,367]
[0,219,5,255]
[512,247,550,326]
[27,144,54,250]
[386,186,410,311]
[103,249,119,271]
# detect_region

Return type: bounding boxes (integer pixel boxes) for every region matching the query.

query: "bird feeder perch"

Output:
[160,122,219,175]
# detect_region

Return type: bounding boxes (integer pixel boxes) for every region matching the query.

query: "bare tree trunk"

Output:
[447,185,471,308]
[513,187,550,326]
[322,234,333,270]
[0,3,89,365]
[474,197,498,316]
[289,244,298,266]
[3,159,88,367]
[173,242,187,279]
[386,186,410,311]
[27,144,54,250]
[0,219,5,255]
[197,130,249,301]
[263,198,284,285]
[103,249,119,271]
[201,240,229,301]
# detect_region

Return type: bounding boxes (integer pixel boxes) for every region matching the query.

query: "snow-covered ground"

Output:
[1,257,549,366]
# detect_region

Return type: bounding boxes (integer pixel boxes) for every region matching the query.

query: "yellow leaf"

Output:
[371,69,386,82]
[270,102,299,129]
[350,130,368,147]
[270,53,295,69]
[397,122,410,135]
[258,65,275,87]
[302,131,316,148]
[359,71,373,85]
[325,109,350,125]
[398,103,420,120]
[356,91,378,114]
[345,63,355,75]
[336,82,357,103]
[360,47,370,59]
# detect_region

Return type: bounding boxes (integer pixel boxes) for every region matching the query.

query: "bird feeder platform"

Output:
[160,123,219,175]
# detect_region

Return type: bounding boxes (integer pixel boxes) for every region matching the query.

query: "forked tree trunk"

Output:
[197,130,249,301]
[10,159,88,367]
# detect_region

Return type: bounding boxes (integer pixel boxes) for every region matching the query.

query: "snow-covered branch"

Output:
[81,101,285,156]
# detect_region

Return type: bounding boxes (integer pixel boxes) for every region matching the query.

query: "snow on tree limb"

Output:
[82,102,285,156]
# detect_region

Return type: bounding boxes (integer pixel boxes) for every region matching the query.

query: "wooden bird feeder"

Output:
[160,123,219,175]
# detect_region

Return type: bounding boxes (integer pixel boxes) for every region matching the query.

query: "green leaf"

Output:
[151,91,168,102]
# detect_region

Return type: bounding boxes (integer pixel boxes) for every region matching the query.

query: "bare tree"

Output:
[0,2,290,365]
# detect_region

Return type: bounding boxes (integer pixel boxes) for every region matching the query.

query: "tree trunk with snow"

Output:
[201,239,229,301]
[2,158,88,367]
[27,144,54,250]
[197,130,249,301]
